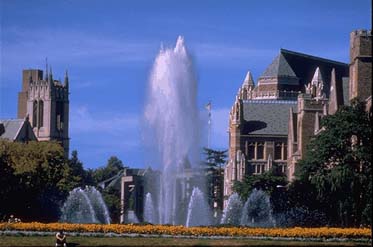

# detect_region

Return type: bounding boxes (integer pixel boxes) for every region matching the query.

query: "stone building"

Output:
[119,167,159,223]
[287,29,372,181]
[16,66,70,156]
[224,48,349,206]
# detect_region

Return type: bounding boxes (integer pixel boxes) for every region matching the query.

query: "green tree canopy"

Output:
[0,140,72,222]
[296,100,372,226]
[92,156,125,183]
[91,156,126,223]
[203,147,227,170]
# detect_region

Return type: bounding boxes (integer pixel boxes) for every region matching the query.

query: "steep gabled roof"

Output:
[0,119,24,140]
[0,118,37,142]
[280,49,349,93]
[260,53,297,78]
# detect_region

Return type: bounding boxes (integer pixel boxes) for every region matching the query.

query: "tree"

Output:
[0,140,72,222]
[66,150,94,189]
[203,148,228,170]
[92,156,125,183]
[92,156,125,223]
[296,100,372,226]
[202,148,227,209]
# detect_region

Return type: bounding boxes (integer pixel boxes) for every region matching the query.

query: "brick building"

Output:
[288,29,372,180]
[224,45,352,206]
[15,66,70,156]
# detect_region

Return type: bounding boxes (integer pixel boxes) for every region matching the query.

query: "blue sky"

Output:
[0,0,371,169]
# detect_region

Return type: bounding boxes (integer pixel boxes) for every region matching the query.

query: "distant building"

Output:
[288,29,372,181]
[0,116,37,142]
[119,167,160,223]
[15,65,70,156]
[224,47,350,206]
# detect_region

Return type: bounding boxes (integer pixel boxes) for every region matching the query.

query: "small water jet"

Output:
[185,187,211,227]
[144,192,157,224]
[60,186,111,224]
[220,193,242,225]
[240,189,274,227]
[125,210,140,224]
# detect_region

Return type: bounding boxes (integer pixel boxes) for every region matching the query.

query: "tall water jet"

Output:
[220,193,242,225]
[144,36,200,225]
[240,189,274,227]
[144,192,157,224]
[186,187,211,227]
[60,186,111,224]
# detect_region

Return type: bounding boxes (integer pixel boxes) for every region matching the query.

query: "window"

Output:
[284,144,288,160]
[38,100,44,127]
[257,142,264,160]
[247,143,255,159]
[56,101,64,131]
[275,142,282,160]
[252,163,265,175]
[32,100,37,127]
[278,163,287,174]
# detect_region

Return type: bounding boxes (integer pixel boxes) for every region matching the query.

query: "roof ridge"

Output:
[280,48,348,66]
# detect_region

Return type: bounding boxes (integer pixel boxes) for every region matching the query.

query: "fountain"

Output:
[220,193,242,225]
[185,187,211,227]
[60,186,111,224]
[240,189,275,227]
[125,210,140,224]
[144,36,203,225]
[144,192,157,224]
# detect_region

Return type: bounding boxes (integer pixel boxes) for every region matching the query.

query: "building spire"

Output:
[45,57,49,81]
[242,70,254,88]
[64,69,69,88]
[49,66,53,83]
[328,68,338,115]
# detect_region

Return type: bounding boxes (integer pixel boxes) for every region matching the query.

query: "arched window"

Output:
[38,100,44,127]
[32,100,38,127]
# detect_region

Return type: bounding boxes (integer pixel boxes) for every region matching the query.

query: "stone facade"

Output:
[349,30,372,101]
[287,29,372,181]
[17,67,70,156]
[224,48,349,206]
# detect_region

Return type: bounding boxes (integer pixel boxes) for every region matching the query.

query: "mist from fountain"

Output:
[186,187,211,227]
[220,193,242,225]
[144,36,200,225]
[144,192,157,224]
[125,210,140,224]
[240,189,275,227]
[60,186,111,224]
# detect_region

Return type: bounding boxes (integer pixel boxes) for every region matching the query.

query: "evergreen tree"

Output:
[202,148,227,209]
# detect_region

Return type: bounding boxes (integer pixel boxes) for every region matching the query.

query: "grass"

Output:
[0,236,370,247]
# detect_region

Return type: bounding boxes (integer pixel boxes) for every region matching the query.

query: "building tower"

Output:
[17,66,69,156]
[349,30,372,101]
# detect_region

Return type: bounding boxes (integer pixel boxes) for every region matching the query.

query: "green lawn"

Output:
[0,236,370,247]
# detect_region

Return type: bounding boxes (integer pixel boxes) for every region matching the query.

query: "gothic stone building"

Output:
[15,66,70,155]
[224,47,350,206]
[288,29,372,181]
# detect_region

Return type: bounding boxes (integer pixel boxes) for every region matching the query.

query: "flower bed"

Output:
[0,223,371,240]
